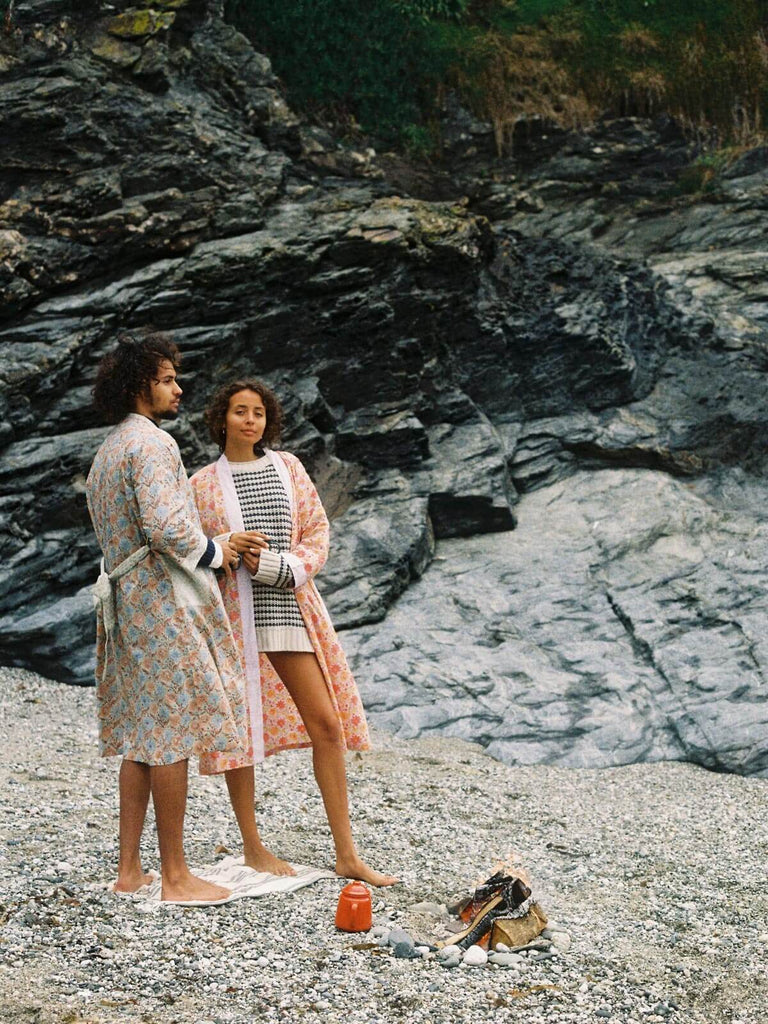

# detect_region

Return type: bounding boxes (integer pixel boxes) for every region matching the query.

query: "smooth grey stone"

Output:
[437,946,462,967]
[386,927,413,949]
[488,952,523,967]
[392,941,416,959]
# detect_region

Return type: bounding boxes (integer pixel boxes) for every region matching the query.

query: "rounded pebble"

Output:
[462,945,488,966]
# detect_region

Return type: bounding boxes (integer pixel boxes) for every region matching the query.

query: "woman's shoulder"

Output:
[271,449,302,470]
[189,461,218,487]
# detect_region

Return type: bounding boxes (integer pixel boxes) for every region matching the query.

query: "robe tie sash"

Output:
[91,545,150,680]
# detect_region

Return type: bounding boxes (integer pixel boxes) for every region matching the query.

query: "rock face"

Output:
[345,466,768,777]
[0,3,766,777]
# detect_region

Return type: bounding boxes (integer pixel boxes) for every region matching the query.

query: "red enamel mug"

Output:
[335,881,372,932]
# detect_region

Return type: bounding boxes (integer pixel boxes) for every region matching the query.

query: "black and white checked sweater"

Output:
[230,457,313,652]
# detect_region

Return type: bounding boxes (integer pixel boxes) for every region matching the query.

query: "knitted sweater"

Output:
[230,457,313,652]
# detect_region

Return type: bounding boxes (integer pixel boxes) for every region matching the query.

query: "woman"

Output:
[191,380,397,887]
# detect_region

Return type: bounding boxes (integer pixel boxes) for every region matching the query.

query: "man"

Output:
[86,331,247,904]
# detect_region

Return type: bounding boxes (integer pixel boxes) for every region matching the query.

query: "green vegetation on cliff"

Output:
[226,1,767,152]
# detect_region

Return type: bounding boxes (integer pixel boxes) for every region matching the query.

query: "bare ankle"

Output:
[159,864,190,887]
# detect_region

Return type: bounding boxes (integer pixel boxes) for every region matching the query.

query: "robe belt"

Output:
[91,544,151,640]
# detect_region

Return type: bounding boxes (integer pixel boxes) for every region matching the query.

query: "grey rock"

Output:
[392,941,415,959]
[386,927,413,949]
[319,474,434,630]
[488,951,523,967]
[721,147,768,180]
[436,946,462,968]
[0,589,96,683]
[415,415,516,538]
[345,467,768,777]
[335,406,430,470]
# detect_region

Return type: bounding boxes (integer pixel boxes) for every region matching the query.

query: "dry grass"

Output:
[447,12,767,156]
[450,25,595,155]
[618,24,661,57]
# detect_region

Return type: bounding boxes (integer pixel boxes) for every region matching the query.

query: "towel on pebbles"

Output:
[131,857,336,911]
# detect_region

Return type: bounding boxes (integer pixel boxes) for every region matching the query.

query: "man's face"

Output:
[147,359,182,420]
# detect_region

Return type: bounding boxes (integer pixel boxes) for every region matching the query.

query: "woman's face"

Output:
[225,389,267,448]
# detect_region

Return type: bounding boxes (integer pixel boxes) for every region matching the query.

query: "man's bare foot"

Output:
[161,873,231,904]
[336,856,398,887]
[112,868,157,894]
[243,843,296,877]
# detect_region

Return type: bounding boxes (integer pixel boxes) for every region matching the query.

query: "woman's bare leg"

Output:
[113,759,154,892]
[267,652,397,887]
[224,766,295,876]
[151,759,231,903]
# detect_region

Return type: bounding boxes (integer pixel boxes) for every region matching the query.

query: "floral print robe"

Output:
[190,450,370,773]
[85,414,249,768]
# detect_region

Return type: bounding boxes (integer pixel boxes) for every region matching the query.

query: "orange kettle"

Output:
[335,880,372,932]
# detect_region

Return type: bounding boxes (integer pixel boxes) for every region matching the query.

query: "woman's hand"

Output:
[230,530,269,555]
[242,550,261,574]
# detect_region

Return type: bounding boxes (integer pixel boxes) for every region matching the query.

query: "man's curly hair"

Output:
[205,379,284,452]
[92,331,181,424]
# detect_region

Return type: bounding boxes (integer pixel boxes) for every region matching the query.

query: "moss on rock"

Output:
[106,9,176,39]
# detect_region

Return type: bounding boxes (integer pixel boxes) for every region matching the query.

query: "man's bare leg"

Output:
[113,759,154,892]
[151,759,231,902]
[267,653,398,887]
[224,766,295,876]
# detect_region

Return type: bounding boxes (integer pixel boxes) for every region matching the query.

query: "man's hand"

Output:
[220,538,241,579]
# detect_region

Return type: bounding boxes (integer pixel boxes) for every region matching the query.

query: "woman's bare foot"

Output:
[336,856,398,887]
[112,867,156,894]
[161,873,231,904]
[243,842,296,877]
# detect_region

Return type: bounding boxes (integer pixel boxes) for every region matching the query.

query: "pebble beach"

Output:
[1,667,766,1024]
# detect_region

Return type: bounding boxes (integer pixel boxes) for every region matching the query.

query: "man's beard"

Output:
[154,405,179,421]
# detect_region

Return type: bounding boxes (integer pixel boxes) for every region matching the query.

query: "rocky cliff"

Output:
[0,1,766,775]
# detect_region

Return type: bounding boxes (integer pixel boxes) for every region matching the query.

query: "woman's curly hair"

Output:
[205,379,284,452]
[92,331,180,424]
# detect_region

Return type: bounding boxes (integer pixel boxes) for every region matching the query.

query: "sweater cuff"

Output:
[197,538,221,569]
[252,548,282,586]
[209,541,224,569]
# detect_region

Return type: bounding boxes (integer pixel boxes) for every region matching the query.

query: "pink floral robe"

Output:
[190,450,370,773]
[85,414,249,768]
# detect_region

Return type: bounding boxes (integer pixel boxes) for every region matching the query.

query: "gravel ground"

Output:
[1,667,767,1024]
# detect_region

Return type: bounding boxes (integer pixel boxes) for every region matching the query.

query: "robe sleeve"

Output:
[198,538,224,569]
[130,437,208,572]
[282,456,329,589]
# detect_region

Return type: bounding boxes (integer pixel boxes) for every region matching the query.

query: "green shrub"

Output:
[225,0,768,153]
[225,0,457,145]
[391,0,470,20]
[675,149,742,195]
